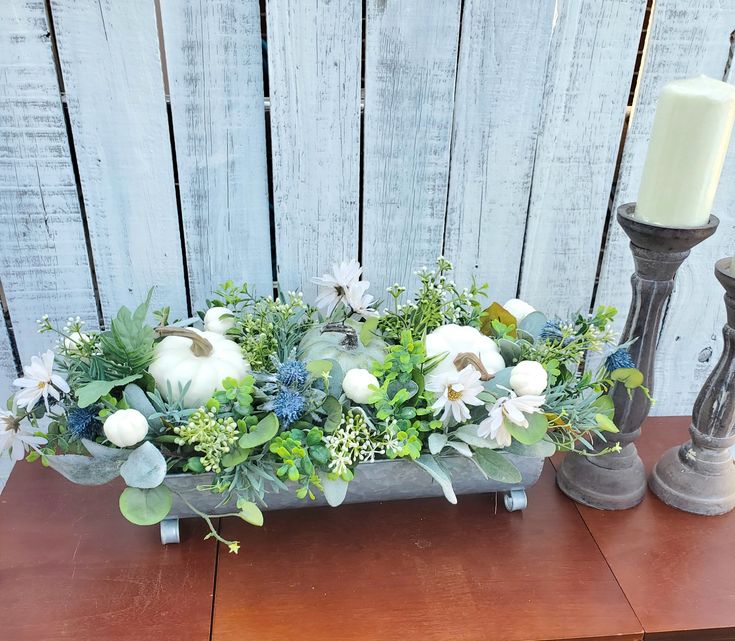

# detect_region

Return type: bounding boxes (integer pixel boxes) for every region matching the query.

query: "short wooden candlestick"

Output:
[649,258,735,515]
[556,203,719,510]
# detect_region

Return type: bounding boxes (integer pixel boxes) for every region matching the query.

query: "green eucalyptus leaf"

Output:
[473,449,522,484]
[119,442,167,488]
[518,311,547,339]
[611,368,644,389]
[359,316,380,347]
[123,384,163,431]
[221,447,251,468]
[322,396,343,433]
[236,499,264,526]
[77,375,142,408]
[504,412,549,445]
[506,439,556,458]
[483,367,513,395]
[591,394,615,419]
[306,359,333,378]
[238,413,279,449]
[119,485,172,526]
[498,339,522,365]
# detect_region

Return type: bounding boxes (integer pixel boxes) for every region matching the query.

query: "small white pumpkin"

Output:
[104,408,149,448]
[342,368,379,404]
[424,324,505,378]
[509,360,548,396]
[149,327,249,408]
[203,307,235,334]
[502,298,536,323]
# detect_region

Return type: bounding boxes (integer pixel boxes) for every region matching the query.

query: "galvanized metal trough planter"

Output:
[160,453,545,544]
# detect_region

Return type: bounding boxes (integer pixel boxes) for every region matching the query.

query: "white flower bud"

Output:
[342,368,379,405]
[509,360,548,396]
[203,307,235,334]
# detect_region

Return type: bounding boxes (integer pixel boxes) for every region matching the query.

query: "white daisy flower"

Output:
[478,389,546,447]
[0,410,47,461]
[344,281,377,318]
[13,350,70,411]
[426,366,484,424]
[312,259,363,316]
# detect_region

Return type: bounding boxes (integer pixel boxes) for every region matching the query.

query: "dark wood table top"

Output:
[0,417,732,641]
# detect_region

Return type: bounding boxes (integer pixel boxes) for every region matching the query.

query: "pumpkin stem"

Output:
[453,352,494,381]
[155,326,214,357]
[321,322,359,350]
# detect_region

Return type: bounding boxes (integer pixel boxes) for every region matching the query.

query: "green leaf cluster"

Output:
[269,427,327,499]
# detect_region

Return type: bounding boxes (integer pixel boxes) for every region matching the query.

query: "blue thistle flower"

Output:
[277,359,309,388]
[540,320,564,342]
[66,406,100,440]
[606,348,636,372]
[272,389,306,427]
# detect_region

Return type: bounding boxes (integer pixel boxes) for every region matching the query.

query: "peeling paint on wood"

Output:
[0,0,98,363]
[361,0,462,296]
[160,0,272,308]
[267,0,362,297]
[444,0,556,302]
[50,0,187,321]
[519,0,646,316]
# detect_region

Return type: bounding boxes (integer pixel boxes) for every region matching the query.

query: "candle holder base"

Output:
[649,441,735,515]
[557,444,646,510]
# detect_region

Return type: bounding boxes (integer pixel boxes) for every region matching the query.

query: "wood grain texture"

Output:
[557,417,735,639]
[0,0,98,363]
[361,0,461,297]
[444,0,555,302]
[266,0,361,297]
[211,464,642,641]
[519,0,646,316]
[50,0,187,322]
[160,0,272,309]
[0,306,16,400]
[594,1,735,416]
[0,462,218,641]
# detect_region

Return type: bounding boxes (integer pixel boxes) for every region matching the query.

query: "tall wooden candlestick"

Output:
[556,203,718,510]
[650,258,735,515]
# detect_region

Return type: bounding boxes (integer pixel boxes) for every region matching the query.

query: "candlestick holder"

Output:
[557,203,719,510]
[649,258,735,515]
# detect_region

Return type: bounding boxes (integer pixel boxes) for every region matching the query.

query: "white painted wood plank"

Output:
[444,0,555,303]
[50,0,187,321]
[267,0,361,297]
[519,0,646,316]
[0,0,98,362]
[160,0,272,308]
[595,0,735,416]
[362,0,461,296]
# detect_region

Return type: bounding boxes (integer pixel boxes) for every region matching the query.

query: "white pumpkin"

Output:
[342,368,379,404]
[104,408,149,448]
[424,324,505,378]
[509,360,548,396]
[203,307,235,334]
[502,298,535,323]
[149,327,249,408]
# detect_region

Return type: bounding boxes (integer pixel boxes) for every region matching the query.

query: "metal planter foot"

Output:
[160,518,181,545]
[503,488,527,512]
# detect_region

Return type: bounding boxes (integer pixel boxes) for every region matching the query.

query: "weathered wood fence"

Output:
[1,0,734,415]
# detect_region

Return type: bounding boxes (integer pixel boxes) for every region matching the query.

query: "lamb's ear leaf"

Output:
[428,432,448,455]
[414,455,457,504]
[319,474,349,507]
[46,453,122,485]
[473,449,522,484]
[119,485,172,526]
[81,438,131,461]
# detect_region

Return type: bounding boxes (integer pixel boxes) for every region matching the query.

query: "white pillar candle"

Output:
[636,75,735,227]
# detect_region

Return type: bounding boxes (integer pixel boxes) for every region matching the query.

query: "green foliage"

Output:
[269,427,326,499]
[173,408,239,473]
[212,376,255,417]
[379,257,487,342]
[119,485,173,526]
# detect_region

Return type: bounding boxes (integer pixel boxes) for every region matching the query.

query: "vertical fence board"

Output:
[518,0,646,316]
[595,0,735,415]
[0,0,98,364]
[362,0,461,296]
[50,0,186,321]
[444,0,555,302]
[267,0,361,297]
[160,0,272,309]
[0,309,16,397]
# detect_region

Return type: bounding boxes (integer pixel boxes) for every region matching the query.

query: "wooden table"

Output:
[0,417,733,641]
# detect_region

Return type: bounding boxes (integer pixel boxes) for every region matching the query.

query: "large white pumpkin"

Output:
[149,327,249,408]
[425,324,505,378]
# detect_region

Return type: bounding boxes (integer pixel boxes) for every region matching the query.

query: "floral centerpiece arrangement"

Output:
[1,258,645,552]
